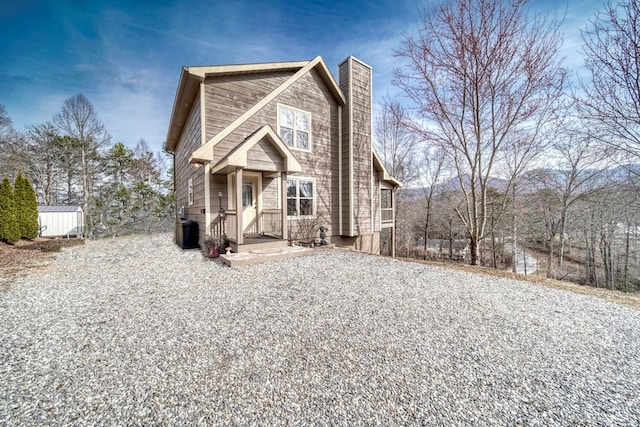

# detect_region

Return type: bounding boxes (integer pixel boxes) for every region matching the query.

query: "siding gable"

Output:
[212,125,300,174]
[191,56,344,163]
[204,71,293,143]
[246,139,284,171]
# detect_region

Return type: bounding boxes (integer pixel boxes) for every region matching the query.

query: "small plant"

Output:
[291,216,322,246]
[203,234,221,258]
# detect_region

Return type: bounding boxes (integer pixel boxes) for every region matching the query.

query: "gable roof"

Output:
[211,125,302,174]
[165,56,346,155]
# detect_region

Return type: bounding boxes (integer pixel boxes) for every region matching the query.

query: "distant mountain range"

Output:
[401,163,640,199]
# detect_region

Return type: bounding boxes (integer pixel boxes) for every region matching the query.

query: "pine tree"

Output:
[14,172,39,239]
[0,176,20,243]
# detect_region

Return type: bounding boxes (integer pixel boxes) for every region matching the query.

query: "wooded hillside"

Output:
[0,96,174,238]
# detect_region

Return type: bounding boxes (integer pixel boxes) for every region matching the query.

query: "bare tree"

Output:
[374,98,419,188]
[55,135,82,205]
[431,190,468,261]
[0,105,26,178]
[394,0,566,264]
[25,122,63,205]
[580,0,640,162]
[54,94,110,234]
[530,129,608,279]
[374,98,420,254]
[575,187,637,290]
[0,105,12,136]
[502,101,563,271]
[417,145,446,259]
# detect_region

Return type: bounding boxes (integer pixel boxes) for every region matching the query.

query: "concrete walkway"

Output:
[219,245,313,266]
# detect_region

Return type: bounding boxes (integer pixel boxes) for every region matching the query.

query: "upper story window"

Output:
[278,104,311,151]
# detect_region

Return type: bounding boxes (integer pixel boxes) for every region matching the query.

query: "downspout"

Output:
[200,79,211,236]
[338,105,343,236]
[172,150,177,221]
[392,187,397,258]
[369,64,374,237]
[204,163,211,236]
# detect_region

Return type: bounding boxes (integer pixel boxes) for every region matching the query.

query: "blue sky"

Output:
[1,0,603,154]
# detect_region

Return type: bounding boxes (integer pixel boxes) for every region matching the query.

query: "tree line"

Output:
[375,0,640,292]
[0,94,174,239]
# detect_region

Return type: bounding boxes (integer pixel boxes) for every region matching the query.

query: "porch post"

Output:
[235,168,243,245]
[281,173,287,241]
[391,226,396,258]
[391,189,396,258]
[204,163,211,236]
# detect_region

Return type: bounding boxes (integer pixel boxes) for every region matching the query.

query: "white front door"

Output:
[242,178,258,237]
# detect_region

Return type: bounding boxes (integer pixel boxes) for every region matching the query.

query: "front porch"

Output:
[217,219,290,254]
[198,125,303,254]
[209,182,290,254]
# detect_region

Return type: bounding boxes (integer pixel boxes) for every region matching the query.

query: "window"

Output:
[188,178,194,206]
[287,178,315,217]
[381,189,392,209]
[242,183,253,207]
[278,105,311,151]
[381,189,393,222]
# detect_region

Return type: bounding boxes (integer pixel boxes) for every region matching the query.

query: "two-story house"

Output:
[164,56,400,256]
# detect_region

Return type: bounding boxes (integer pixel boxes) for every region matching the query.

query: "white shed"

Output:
[38,206,84,238]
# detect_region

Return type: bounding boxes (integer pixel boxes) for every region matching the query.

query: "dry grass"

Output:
[399,257,640,312]
[0,238,85,285]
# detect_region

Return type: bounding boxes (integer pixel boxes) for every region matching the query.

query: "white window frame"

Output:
[277,103,312,152]
[188,178,194,206]
[286,177,316,219]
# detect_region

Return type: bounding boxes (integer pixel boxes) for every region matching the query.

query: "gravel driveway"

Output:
[1,233,639,425]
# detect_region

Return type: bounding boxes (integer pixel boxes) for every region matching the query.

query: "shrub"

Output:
[0,176,20,243]
[14,172,39,239]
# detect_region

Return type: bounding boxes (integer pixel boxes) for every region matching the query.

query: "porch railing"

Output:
[210,209,284,242]
[210,210,236,242]
[262,209,282,237]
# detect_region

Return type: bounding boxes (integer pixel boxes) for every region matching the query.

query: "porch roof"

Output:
[373,149,403,188]
[211,125,302,175]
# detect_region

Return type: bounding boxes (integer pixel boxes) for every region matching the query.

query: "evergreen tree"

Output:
[14,172,39,239]
[0,176,20,243]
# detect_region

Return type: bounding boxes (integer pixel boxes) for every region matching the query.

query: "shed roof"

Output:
[38,205,83,212]
[372,149,402,188]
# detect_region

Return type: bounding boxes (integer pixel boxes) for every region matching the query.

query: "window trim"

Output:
[188,178,194,206]
[277,103,312,152]
[286,176,316,219]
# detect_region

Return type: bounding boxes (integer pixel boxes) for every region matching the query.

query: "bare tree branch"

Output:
[394,0,566,264]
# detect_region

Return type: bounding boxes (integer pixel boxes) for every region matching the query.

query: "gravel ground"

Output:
[1,233,639,426]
